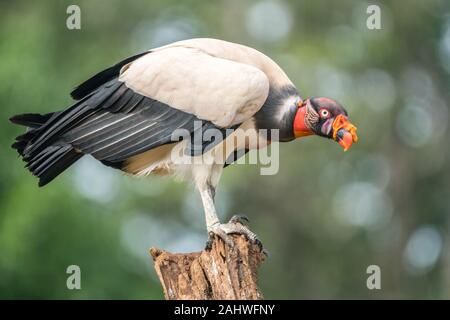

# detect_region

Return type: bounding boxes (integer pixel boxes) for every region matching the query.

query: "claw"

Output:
[262,248,270,258]
[253,238,269,257]
[204,233,214,251]
[206,216,265,253]
[254,238,263,250]
[209,225,235,248]
[229,214,250,225]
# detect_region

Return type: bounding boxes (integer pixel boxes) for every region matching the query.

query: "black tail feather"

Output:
[9,52,151,186]
[11,130,35,155]
[36,146,83,187]
[9,113,53,128]
[10,112,83,186]
[10,112,54,155]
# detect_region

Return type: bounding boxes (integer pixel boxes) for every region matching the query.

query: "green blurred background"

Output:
[1,0,450,299]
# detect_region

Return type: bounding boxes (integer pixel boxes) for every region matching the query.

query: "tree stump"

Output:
[150,234,266,300]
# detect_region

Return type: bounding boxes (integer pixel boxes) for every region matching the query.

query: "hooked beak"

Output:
[332,114,358,151]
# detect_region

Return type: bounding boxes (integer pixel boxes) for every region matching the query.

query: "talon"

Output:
[254,238,263,250]
[207,219,264,251]
[207,225,235,248]
[229,214,250,225]
[204,233,214,251]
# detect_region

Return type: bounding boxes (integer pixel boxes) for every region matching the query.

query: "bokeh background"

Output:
[1,0,450,299]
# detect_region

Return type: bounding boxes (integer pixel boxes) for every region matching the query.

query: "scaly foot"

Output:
[205,215,265,254]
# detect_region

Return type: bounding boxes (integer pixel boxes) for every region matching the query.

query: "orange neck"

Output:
[293,105,313,138]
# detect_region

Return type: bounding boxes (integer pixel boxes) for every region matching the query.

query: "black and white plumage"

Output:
[11,38,357,246]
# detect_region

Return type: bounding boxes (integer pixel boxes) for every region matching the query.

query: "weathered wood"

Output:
[150,234,265,300]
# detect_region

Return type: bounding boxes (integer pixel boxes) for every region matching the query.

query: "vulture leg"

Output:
[198,182,231,247]
[198,180,261,249]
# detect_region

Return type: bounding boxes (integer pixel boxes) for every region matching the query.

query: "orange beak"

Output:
[332,114,358,151]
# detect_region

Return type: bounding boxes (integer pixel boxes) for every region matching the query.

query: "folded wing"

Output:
[12,47,270,185]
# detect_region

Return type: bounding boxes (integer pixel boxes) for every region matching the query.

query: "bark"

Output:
[150,234,266,300]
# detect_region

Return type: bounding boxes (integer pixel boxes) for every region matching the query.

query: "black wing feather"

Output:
[63,84,198,162]
[23,81,122,158]
[10,113,53,128]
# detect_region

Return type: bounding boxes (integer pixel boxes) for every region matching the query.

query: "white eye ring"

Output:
[320,109,329,118]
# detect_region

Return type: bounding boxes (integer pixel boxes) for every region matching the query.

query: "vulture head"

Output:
[293,97,358,151]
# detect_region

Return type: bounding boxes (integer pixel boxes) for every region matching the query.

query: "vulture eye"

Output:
[320,109,330,118]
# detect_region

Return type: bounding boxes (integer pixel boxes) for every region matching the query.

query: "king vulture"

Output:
[10,38,358,247]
